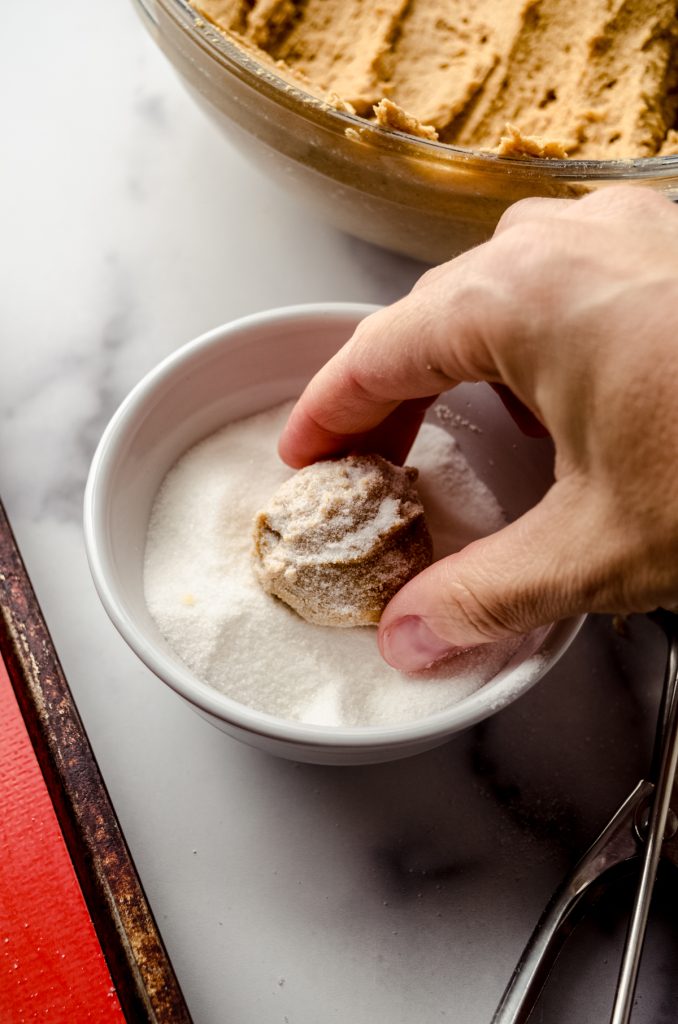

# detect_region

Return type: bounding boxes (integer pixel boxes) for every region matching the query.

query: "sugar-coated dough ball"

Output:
[251,454,433,627]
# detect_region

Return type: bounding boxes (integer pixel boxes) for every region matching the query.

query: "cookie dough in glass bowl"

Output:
[134,0,678,262]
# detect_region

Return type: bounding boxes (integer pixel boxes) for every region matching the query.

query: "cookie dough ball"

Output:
[252,454,433,627]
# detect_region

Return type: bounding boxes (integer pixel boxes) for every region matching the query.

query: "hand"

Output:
[279,187,678,672]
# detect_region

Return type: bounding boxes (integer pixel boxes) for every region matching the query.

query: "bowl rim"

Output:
[84,302,585,752]
[148,0,678,183]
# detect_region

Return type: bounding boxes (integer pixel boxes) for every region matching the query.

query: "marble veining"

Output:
[1,2,677,1022]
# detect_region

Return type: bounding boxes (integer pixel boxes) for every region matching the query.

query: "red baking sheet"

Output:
[0,500,191,1023]
[0,655,125,1022]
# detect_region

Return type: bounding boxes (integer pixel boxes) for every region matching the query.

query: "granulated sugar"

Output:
[143,402,528,727]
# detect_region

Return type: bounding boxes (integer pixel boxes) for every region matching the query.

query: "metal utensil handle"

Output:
[492,611,678,1024]
[609,615,678,1024]
[491,781,648,1024]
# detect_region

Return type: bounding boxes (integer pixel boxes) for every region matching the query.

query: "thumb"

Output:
[378,480,608,672]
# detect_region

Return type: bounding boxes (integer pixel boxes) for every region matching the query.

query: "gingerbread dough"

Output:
[193,0,678,159]
[252,455,433,627]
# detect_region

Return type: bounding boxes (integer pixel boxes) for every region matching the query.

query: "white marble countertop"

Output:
[2,3,677,1022]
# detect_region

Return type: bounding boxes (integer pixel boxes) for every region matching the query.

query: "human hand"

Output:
[279,187,678,672]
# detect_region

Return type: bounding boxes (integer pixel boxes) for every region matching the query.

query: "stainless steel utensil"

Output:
[492,610,678,1024]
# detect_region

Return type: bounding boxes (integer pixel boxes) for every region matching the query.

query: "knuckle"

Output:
[437,566,527,641]
[411,264,450,292]
[349,307,391,349]
[495,196,552,234]
[579,184,669,217]
[489,219,558,278]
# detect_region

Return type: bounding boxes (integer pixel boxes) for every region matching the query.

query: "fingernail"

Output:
[380,615,461,673]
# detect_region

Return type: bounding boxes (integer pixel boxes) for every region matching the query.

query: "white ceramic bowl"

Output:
[84,304,584,765]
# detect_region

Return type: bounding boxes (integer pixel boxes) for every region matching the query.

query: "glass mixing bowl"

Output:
[135,0,678,263]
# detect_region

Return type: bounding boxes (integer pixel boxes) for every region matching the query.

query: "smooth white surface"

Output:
[2,3,677,1022]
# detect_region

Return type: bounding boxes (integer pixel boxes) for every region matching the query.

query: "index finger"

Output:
[278,260,499,468]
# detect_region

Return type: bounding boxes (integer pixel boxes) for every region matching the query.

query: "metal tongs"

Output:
[492,610,678,1024]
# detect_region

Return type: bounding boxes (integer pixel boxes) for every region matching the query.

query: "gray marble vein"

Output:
[1,2,676,1023]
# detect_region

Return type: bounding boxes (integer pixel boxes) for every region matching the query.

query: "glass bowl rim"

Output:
[153,0,678,183]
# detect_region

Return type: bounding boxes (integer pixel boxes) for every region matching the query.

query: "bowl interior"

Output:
[85,304,582,752]
[89,306,373,650]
